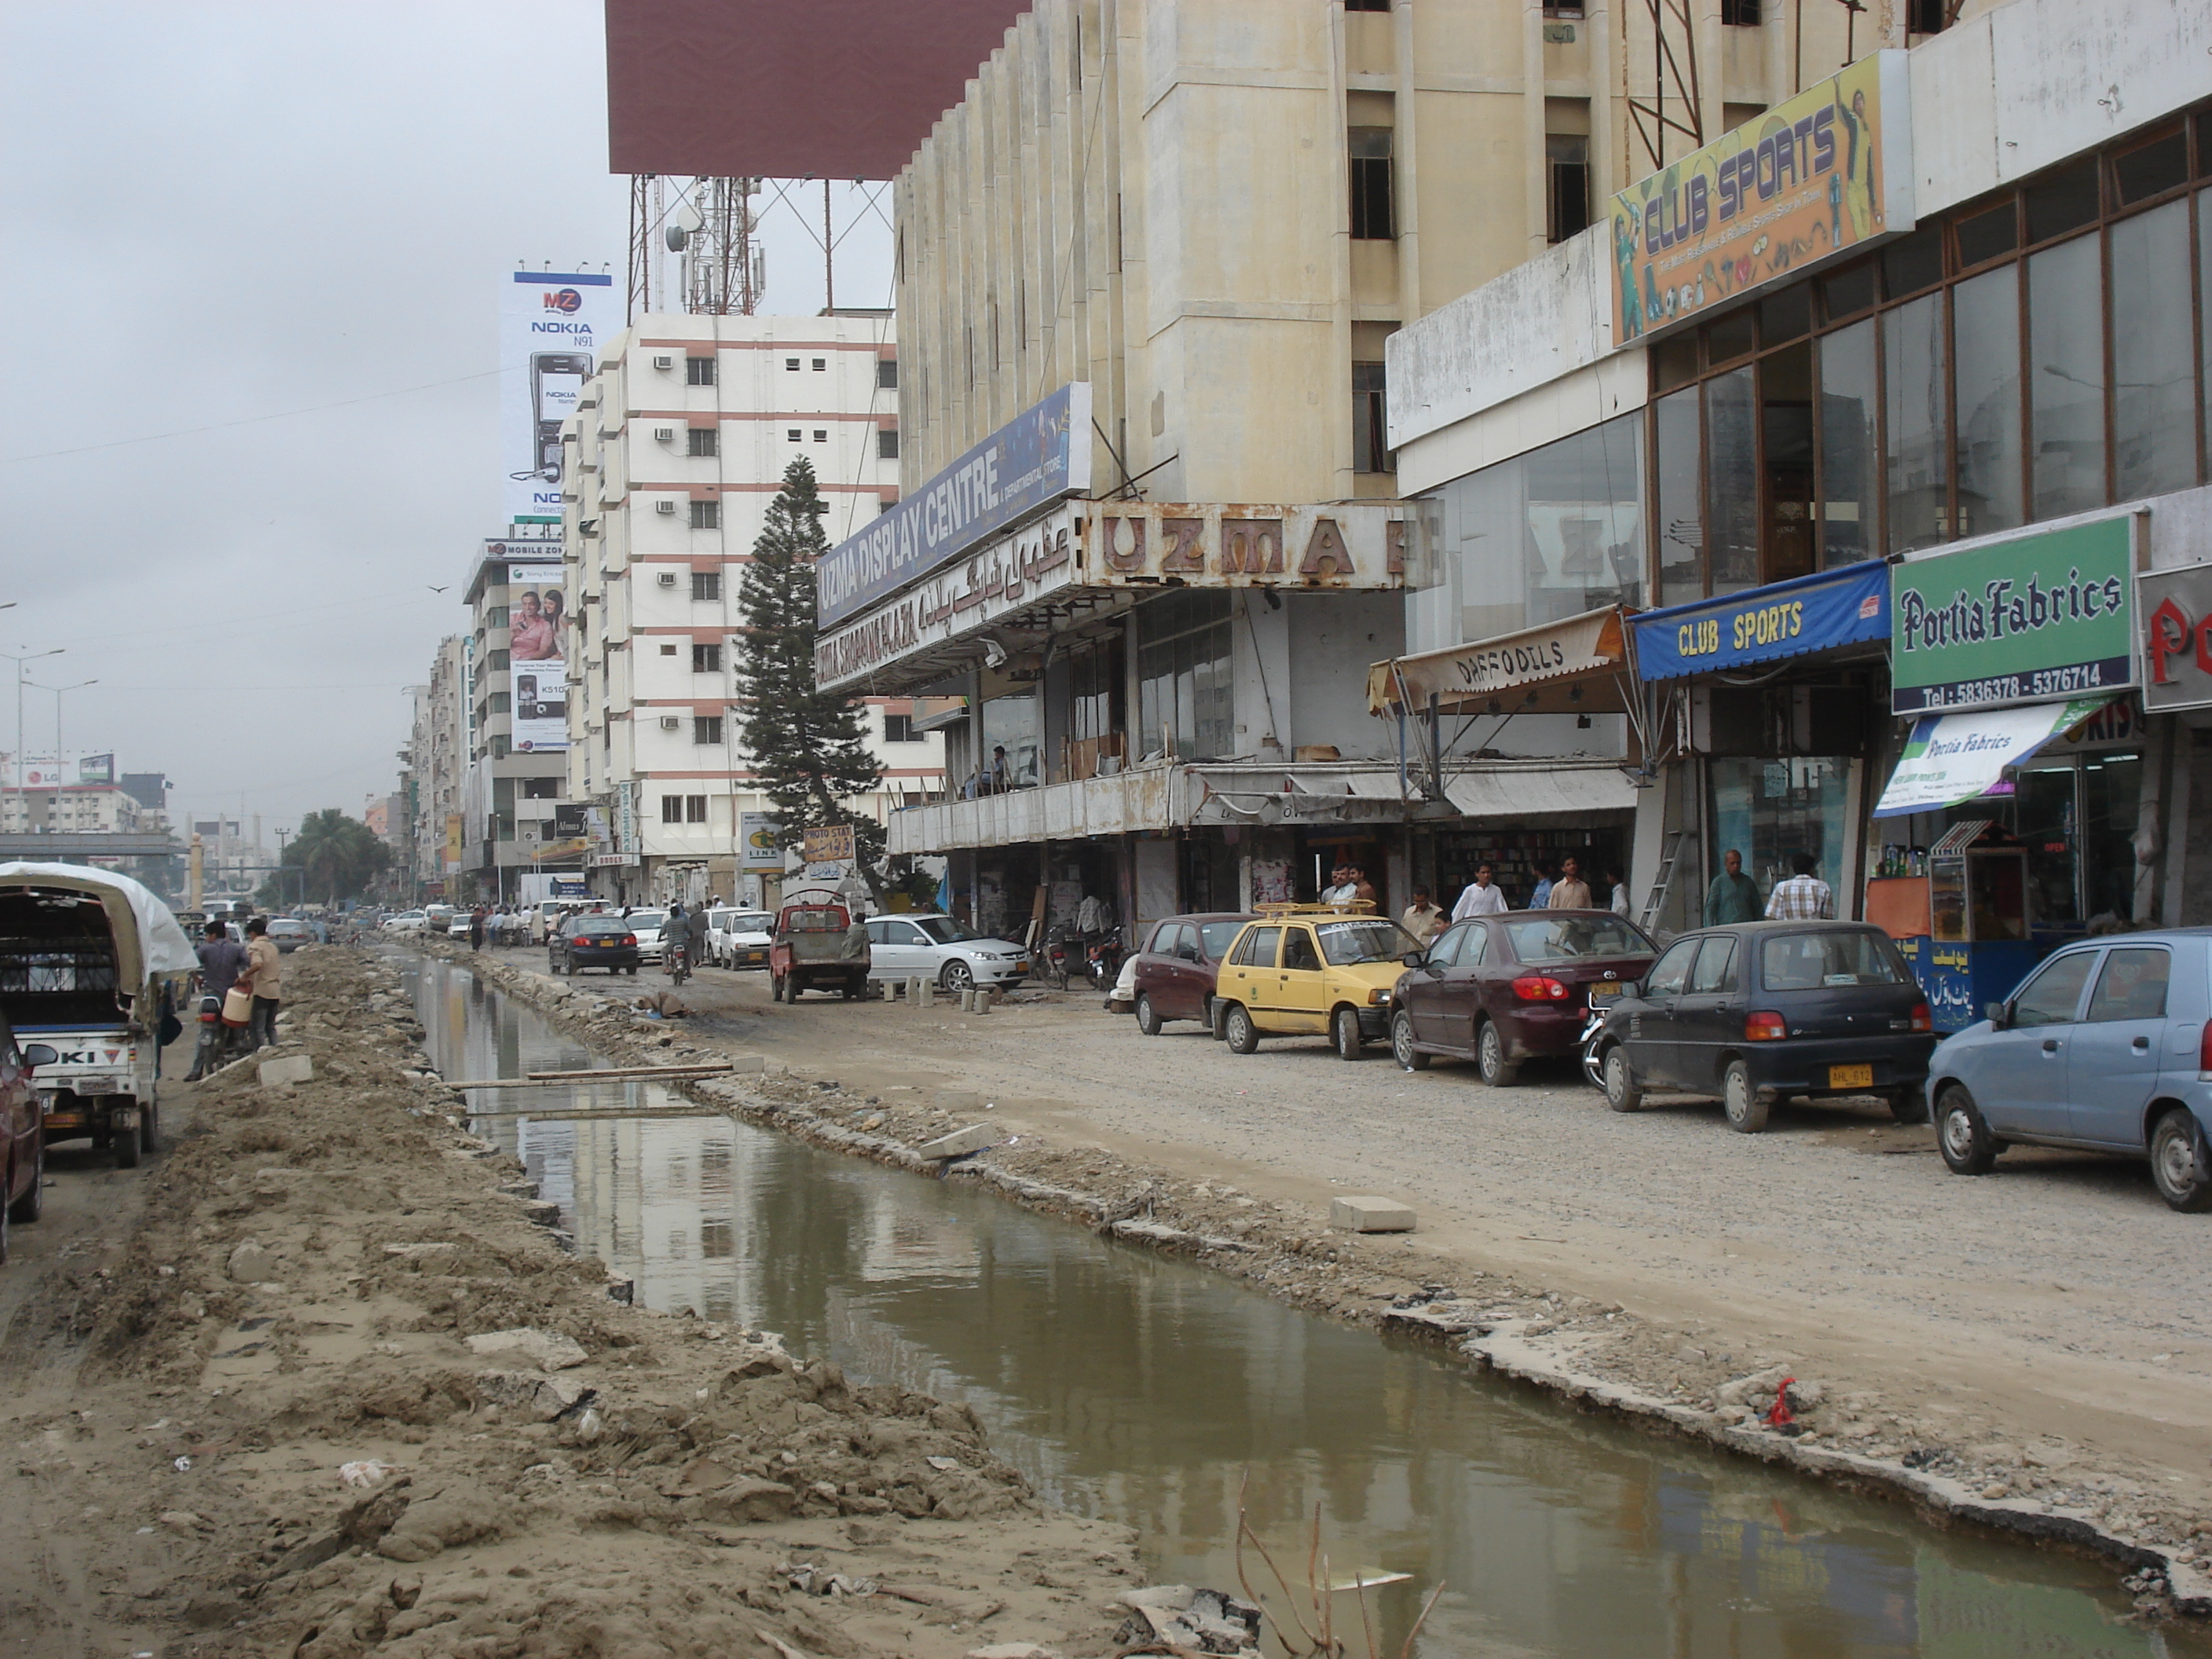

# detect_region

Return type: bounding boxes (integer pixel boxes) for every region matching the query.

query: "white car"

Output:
[707,907,775,969]
[864,913,1030,991]
[624,910,669,964]
[447,916,474,939]
[383,910,430,934]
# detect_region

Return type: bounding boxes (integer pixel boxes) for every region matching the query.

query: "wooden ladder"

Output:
[1637,830,1686,933]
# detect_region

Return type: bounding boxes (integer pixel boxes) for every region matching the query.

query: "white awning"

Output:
[1442,765,1638,821]
[1873,696,2115,819]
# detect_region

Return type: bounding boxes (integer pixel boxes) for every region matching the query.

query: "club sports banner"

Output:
[1610,51,1911,343]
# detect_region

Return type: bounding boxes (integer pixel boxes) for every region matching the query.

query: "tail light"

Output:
[1745,1010,1788,1041]
[2199,1018,2212,1075]
[622,935,637,947]
[1511,976,1569,1002]
[1909,1003,1932,1033]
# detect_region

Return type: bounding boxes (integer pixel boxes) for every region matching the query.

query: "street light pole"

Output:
[2,646,64,833]
[26,679,96,831]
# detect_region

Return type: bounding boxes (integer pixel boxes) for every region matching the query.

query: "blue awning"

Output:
[1632,560,1889,683]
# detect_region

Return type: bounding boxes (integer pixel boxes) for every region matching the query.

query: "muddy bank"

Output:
[0,947,1145,1659]
[427,938,2212,1621]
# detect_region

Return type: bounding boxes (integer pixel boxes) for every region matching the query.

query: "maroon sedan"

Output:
[1129,912,1256,1035]
[1,1016,51,1263]
[1390,910,1657,1084]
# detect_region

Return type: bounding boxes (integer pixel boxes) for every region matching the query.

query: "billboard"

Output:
[78,753,114,785]
[817,383,1092,627]
[739,812,784,873]
[1611,52,1911,344]
[507,565,569,752]
[503,271,621,524]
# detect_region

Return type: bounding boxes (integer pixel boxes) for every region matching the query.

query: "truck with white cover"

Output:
[0,862,197,1167]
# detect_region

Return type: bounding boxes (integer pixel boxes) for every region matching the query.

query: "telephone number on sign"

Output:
[1914,661,2114,709]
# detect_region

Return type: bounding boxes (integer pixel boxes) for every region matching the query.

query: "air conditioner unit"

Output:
[653,354,675,370]
[655,571,678,588]
[653,426,676,442]
[659,716,682,731]
[654,500,677,515]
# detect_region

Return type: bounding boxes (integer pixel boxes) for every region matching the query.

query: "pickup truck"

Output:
[768,899,870,1002]
[0,862,198,1167]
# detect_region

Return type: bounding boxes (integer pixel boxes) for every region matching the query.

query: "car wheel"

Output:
[1936,1085,1998,1175]
[771,972,786,1003]
[1602,1045,1643,1113]
[1476,1019,1518,1086]
[940,959,975,992]
[1887,1086,1929,1125]
[1722,1061,1768,1133]
[1391,1010,1429,1071]
[1331,1005,1365,1061]
[112,1113,141,1168]
[7,1140,42,1224]
[1223,1003,1259,1056]
[2149,1108,2212,1213]
[842,980,859,1001]
[1135,994,1163,1036]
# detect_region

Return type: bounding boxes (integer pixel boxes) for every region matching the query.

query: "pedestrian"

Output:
[1450,862,1508,920]
[188,918,247,1079]
[1401,886,1445,943]
[683,901,711,974]
[240,915,282,1051]
[1347,865,1378,909]
[1529,860,1558,909]
[1320,863,1360,907]
[984,745,1010,793]
[1765,850,1836,920]
[1546,856,1593,910]
[1703,848,1764,925]
[469,906,485,950]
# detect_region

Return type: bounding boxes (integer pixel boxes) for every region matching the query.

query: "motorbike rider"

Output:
[187,918,247,1080]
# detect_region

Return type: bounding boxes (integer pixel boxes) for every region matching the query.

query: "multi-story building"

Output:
[833,0,1876,942]
[1379,0,2212,1019]
[1,783,151,835]
[561,312,942,906]
[410,637,467,899]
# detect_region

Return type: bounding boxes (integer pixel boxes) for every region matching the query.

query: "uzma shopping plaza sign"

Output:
[1889,517,2137,714]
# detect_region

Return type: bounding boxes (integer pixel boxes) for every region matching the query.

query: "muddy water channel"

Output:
[403,953,2205,1659]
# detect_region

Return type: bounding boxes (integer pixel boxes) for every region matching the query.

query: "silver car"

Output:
[1925,929,2212,1211]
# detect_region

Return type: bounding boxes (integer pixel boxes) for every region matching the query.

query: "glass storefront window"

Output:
[1135,590,1232,761]
[1953,263,2024,537]
[2009,764,2078,926]
[2028,234,2107,521]
[1654,386,1704,604]
[1884,292,1948,552]
[2082,751,2144,921]
[1707,366,1759,595]
[1762,342,1815,582]
[2111,197,2197,501]
[1818,318,1877,567]
[1708,756,1852,900]
[981,690,1041,786]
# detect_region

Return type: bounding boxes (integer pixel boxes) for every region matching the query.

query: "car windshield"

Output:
[269,921,309,935]
[914,917,986,944]
[727,913,774,932]
[1317,917,1420,965]
[627,911,666,930]
[1199,920,1247,958]
[1761,930,1912,990]
[1502,915,1653,963]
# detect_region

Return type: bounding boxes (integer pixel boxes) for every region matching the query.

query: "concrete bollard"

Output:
[906,975,924,1005]
[974,988,992,1015]
[918,980,935,1009]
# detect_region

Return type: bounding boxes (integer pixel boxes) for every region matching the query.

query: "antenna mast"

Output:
[679,178,764,315]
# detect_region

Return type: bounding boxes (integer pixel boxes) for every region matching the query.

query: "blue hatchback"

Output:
[1925,928,2212,1211]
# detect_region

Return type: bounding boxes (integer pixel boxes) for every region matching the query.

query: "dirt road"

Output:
[491,944,2212,1587]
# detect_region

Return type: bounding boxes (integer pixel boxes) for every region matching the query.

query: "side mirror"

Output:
[20,1043,56,1068]
[1985,1001,2009,1030]
[1400,950,1425,969]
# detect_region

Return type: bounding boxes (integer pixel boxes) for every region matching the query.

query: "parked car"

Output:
[862,913,1028,991]
[383,910,430,935]
[1584,921,1935,1133]
[266,917,317,954]
[1214,906,1425,1060]
[445,916,474,940]
[1392,910,1659,1083]
[707,907,775,969]
[1127,912,1256,1035]
[624,910,669,965]
[548,914,641,976]
[1925,930,2212,1210]
[2,1015,53,1260]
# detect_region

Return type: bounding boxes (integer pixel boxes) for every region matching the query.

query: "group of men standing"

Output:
[1390,846,1836,945]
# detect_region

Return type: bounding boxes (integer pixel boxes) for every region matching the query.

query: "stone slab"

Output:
[1330,1195,1415,1233]
[464,1327,588,1371]
[917,1122,994,1161]
[258,1053,314,1088]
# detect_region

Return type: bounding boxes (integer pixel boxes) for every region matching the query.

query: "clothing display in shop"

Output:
[1076,894,1114,933]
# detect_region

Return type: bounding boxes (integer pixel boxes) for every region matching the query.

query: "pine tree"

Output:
[734,457,886,892]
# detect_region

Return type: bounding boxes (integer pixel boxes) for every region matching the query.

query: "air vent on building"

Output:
[654,500,677,515]
[659,716,682,731]
[655,571,679,587]
[653,426,676,442]
[653,354,675,370]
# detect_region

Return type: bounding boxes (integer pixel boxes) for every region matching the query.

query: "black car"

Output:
[550,915,640,976]
[1585,921,1936,1133]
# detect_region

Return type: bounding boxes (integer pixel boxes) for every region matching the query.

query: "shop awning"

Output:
[1367,606,1632,716]
[1873,696,2115,819]
[1443,764,1638,821]
[1632,559,1888,682]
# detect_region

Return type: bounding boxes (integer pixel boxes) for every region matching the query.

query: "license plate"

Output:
[1829,1064,1873,1090]
[1013,961,1031,973]
[1588,982,1624,1002]
[74,1076,118,1095]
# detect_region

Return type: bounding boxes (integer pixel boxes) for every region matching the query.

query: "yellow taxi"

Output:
[1214,903,1423,1060]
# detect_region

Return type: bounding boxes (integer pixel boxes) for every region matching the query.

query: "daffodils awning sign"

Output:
[1610,51,1912,343]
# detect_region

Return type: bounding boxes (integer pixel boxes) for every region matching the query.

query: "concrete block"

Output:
[917,1122,995,1161]
[465,1327,588,1371]
[917,980,935,1008]
[1330,1196,1415,1233]
[257,1053,313,1088]
[934,1090,983,1112]
[474,1369,587,1421]
[227,1240,278,1282]
[723,1055,766,1075]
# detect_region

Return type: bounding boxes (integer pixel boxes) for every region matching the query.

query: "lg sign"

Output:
[543,288,583,313]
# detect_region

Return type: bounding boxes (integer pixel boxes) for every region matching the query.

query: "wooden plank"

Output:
[464,1106,728,1122]
[444,1064,734,1090]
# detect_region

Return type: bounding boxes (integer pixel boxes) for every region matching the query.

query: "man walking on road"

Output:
[1546,857,1593,910]
[1401,887,1445,943]
[683,902,711,975]
[241,916,281,1051]
[469,906,485,951]
[1451,864,1507,920]
[1704,849,1764,925]
[1765,851,1836,920]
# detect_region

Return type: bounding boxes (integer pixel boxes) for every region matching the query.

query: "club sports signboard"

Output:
[1889,516,2137,715]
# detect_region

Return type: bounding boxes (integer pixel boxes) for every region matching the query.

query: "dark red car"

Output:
[1,1014,52,1263]
[1129,912,1256,1035]
[1390,909,1658,1084]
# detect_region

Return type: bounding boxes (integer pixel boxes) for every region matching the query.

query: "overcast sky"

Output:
[0,1,889,844]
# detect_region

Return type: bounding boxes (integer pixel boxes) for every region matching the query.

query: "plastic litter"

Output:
[172,1456,191,1473]
[339,1459,393,1489]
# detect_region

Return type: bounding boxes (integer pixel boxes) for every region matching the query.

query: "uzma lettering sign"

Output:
[1088,504,1404,589]
[1890,517,2137,714]
[1610,52,1910,342]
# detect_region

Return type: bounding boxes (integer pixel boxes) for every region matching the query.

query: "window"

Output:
[661,643,679,655]
[1719,0,1759,21]
[1136,589,1233,761]
[1349,128,1394,240]
[488,692,511,714]
[694,716,723,745]
[692,643,722,673]
[689,499,720,529]
[882,712,915,742]
[878,427,900,460]
[687,427,718,457]
[1234,925,1282,968]
[1643,938,1700,998]
[812,428,828,443]
[787,428,802,442]
[490,734,510,760]
[2111,199,2196,501]
[685,794,709,823]
[1283,930,1322,972]
[785,357,800,371]
[2087,947,2170,1022]
[690,572,721,601]
[485,606,508,629]
[1687,937,1738,994]
[686,356,716,386]
[1353,361,1390,473]
[1546,135,1591,244]
[811,357,826,371]
[487,649,510,671]
[661,795,684,823]
[2010,951,2094,1026]
[877,358,899,389]
[1760,931,1911,991]
[1905,0,1948,32]
[1345,0,1388,9]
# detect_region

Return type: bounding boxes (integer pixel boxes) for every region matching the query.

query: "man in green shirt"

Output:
[1703,848,1763,925]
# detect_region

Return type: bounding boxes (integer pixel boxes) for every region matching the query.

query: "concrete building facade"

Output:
[409,636,467,899]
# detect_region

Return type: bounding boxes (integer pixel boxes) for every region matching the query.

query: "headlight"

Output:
[1368,988,1391,1005]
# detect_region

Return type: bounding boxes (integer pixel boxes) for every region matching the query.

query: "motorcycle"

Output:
[666,939,690,986]
[185,992,234,1082]
[1041,925,1083,991]
[1084,932,1125,991]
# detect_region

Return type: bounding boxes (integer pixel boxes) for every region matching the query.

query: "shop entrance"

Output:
[1433,825,1628,914]
[1708,756,1854,899]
